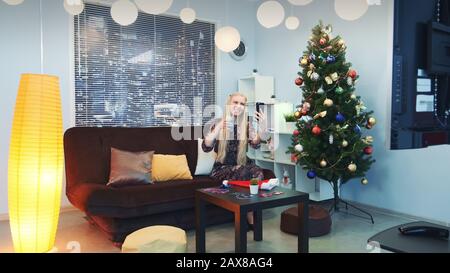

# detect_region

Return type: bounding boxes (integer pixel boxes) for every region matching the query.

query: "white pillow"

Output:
[195,138,217,175]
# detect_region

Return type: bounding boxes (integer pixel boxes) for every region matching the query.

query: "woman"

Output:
[202,92,267,230]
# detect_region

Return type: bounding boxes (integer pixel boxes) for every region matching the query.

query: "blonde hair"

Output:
[216,92,248,166]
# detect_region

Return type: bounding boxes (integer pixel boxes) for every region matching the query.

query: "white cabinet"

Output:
[239,75,274,104]
[241,76,333,201]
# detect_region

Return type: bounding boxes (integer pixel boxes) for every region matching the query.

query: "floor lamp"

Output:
[7,0,63,253]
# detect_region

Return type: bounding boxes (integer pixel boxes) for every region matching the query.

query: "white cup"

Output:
[250,184,259,195]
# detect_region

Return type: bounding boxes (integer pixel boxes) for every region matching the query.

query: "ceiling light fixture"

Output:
[111,0,138,26]
[63,0,84,16]
[134,0,173,15]
[180,0,196,24]
[257,0,285,29]
[334,0,369,21]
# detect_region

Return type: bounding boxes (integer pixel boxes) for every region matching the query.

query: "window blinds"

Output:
[74,3,216,127]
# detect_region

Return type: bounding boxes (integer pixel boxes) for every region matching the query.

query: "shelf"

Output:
[276,160,297,166]
[277,131,294,135]
[247,102,275,106]
[255,157,275,163]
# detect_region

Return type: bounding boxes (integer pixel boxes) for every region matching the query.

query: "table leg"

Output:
[235,208,247,253]
[196,197,206,253]
[253,209,263,241]
[298,199,309,253]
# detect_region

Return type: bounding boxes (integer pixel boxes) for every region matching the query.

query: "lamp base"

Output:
[46,247,59,253]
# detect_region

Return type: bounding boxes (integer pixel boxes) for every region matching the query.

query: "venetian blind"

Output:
[74,3,216,127]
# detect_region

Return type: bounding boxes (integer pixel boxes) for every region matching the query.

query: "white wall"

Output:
[255,0,450,224]
[0,0,257,216]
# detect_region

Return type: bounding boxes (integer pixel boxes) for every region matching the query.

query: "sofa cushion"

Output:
[195,138,217,175]
[107,148,154,187]
[68,176,221,217]
[152,154,193,182]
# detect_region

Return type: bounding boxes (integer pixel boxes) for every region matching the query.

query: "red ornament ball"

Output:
[364,146,373,155]
[312,126,321,136]
[295,77,304,86]
[348,70,357,79]
[366,124,373,130]
[293,130,300,136]
[290,154,298,163]
[319,38,327,45]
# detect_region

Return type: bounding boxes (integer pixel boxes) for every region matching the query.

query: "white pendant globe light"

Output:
[257,1,285,29]
[288,0,313,5]
[180,8,196,24]
[3,0,24,5]
[64,0,84,16]
[134,0,173,15]
[215,26,240,53]
[111,0,138,26]
[285,16,300,30]
[335,0,369,21]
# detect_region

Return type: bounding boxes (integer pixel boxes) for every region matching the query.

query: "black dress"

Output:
[202,123,264,181]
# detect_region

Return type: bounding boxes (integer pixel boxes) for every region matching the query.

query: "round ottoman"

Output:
[121,225,187,253]
[280,205,332,237]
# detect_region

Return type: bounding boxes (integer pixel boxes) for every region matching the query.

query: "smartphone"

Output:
[256,102,265,114]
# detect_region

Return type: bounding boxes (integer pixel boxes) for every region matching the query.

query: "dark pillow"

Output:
[107,148,154,187]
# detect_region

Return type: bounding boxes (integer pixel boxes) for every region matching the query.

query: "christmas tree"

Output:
[289,22,376,198]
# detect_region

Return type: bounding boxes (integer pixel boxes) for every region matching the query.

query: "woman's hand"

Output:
[204,119,224,147]
[252,110,269,142]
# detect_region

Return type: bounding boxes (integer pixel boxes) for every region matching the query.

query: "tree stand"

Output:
[329,180,374,224]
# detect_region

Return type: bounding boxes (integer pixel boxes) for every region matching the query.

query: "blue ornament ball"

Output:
[307,170,317,179]
[336,113,345,123]
[326,55,336,63]
[309,53,316,62]
[354,125,361,134]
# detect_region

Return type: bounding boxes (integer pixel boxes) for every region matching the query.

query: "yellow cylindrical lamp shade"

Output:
[8,74,63,253]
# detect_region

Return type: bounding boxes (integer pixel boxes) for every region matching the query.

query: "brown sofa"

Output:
[64,127,275,243]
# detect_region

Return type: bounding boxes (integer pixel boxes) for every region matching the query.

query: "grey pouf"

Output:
[280,205,332,237]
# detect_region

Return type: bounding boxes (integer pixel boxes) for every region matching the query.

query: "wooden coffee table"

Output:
[195,186,309,253]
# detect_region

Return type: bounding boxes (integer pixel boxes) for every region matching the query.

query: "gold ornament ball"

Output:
[361,178,369,185]
[348,163,357,172]
[368,117,377,126]
[294,111,302,119]
[301,58,308,66]
[320,160,327,168]
[323,98,334,107]
[350,94,357,100]
[342,140,349,147]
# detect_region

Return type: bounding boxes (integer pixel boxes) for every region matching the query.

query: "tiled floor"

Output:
[0,203,417,253]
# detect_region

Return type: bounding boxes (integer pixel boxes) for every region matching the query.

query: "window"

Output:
[74,3,216,127]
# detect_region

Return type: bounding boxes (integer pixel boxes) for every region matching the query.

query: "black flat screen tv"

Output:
[427,22,450,75]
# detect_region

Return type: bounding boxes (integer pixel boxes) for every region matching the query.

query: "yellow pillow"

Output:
[151,154,193,182]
